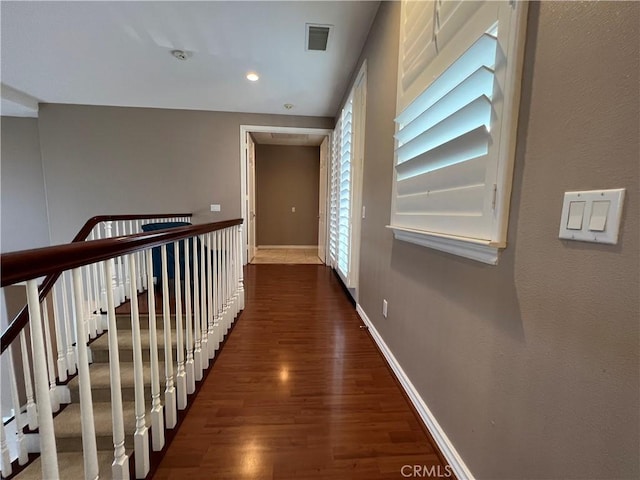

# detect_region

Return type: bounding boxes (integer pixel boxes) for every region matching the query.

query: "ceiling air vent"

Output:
[306,24,332,51]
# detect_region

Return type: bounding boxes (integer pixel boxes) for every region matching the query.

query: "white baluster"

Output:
[96,225,108,312]
[41,299,60,412]
[227,228,234,322]
[232,227,239,318]
[206,233,215,360]
[221,228,229,334]
[230,228,237,319]
[60,274,77,375]
[160,245,177,429]
[90,231,103,335]
[68,272,81,363]
[103,260,130,479]
[104,221,119,306]
[84,262,97,340]
[90,232,106,335]
[19,330,38,430]
[174,241,187,410]
[87,251,107,335]
[225,228,232,332]
[8,347,28,465]
[136,221,145,292]
[216,230,224,345]
[26,279,59,479]
[184,238,195,394]
[212,231,220,350]
[124,222,132,296]
[199,236,208,367]
[230,228,237,321]
[72,268,99,480]
[238,225,245,310]
[114,222,126,304]
[51,284,68,382]
[127,254,150,479]
[146,249,165,451]
[192,239,203,381]
[1,421,11,478]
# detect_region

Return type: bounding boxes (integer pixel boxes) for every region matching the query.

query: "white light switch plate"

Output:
[210,204,221,212]
[559,189,625,244]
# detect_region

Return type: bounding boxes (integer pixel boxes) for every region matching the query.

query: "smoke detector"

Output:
[171,49,189,60]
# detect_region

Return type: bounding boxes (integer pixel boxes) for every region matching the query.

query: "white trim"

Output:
[239,125,333,266]
[492,1,529,246]
[387,225,500,265]
[258,245,318,249]
[356,304,475,480]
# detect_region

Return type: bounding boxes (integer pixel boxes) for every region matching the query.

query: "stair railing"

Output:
[0,218,244,480]
[0,213,191,479]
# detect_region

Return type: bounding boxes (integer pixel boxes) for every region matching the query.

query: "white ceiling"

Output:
[0,1,380,118]
[252,132,325,146]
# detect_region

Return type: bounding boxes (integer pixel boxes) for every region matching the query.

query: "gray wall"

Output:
[36,104,332,244]
[347,2,639,479]
[1,117,50,252]
[0,117,50,416]
[255,145,320,246]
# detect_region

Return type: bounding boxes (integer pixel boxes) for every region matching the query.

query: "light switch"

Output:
[588,201,610,231]
[566,201,585,230]
[559,188,625,244]
[210,204,221,212]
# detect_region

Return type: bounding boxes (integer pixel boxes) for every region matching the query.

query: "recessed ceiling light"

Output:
[246,72,259,82]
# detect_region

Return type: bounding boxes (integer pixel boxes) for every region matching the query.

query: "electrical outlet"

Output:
[382,299,388,318]
[210,204,221,212]
[291,206,296,213]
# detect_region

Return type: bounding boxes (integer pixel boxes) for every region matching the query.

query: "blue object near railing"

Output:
[141,222,193,283]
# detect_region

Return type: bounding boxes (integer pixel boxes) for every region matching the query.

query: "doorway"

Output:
[240,126,332,265]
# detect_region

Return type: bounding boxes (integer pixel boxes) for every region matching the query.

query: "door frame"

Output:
[239,125,333,265]
[246,132,257,263]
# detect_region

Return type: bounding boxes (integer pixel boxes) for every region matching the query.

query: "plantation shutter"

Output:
[391,0,527,257]
[328,120,342,266]
[337,98,353,280]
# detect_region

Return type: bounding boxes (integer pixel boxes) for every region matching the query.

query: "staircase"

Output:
[1,217,245,480]
[16,301,176,479]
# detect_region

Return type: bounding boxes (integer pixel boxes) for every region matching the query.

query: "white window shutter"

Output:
[337,98,354,281]
[398,1,437,112]
[329,121,342,266]
[390,0,527,262]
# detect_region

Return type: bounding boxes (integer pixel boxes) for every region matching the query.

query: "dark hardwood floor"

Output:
[152,264,450,479]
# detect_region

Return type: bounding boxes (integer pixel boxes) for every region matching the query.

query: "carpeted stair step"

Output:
[52,401,137,452]
[115,313,179,331]
[13,450,114,480]
[90,328,177,364]
[68,361,165,403]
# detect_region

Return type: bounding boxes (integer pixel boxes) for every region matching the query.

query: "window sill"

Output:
[386,225,501,265]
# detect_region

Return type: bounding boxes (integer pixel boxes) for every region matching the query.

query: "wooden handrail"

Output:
[2,220,241,286]
[70,214,192,243]
[0,213,196,353]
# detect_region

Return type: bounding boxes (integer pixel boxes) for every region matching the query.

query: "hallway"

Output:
[152,264,449,479]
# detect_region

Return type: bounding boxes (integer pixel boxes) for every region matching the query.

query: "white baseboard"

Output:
[356,304,474,480]
[257,245,317,249]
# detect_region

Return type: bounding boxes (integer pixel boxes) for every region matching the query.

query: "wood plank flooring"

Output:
[152,264,450,479]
